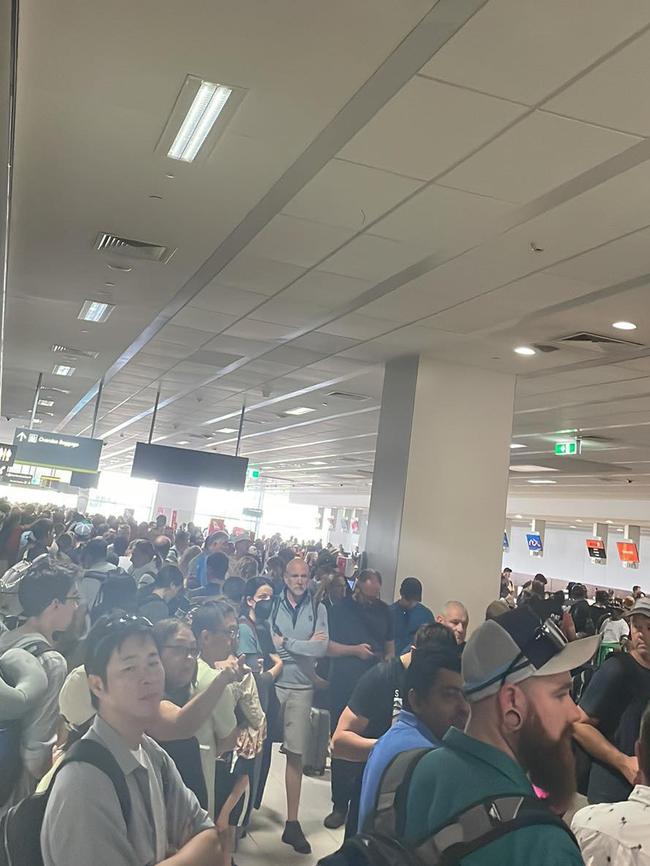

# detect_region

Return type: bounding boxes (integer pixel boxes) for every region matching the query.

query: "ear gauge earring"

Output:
[506,708,523,729]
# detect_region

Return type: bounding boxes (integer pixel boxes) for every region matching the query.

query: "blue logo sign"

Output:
[526,532,543,553]
[503,532,509,552]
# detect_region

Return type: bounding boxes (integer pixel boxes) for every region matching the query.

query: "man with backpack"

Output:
[357,644,468,832]
[39,612,219,866]
[271,556,329,855]
[402,607,600,865]
[0,556,80,809]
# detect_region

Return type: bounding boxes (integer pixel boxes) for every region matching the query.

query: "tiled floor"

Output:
[237,747,344,866]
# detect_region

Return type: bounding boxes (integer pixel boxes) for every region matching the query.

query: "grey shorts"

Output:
[275,687,314,756]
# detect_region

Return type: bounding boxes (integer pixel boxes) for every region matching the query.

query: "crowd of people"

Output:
[1,501,650,865]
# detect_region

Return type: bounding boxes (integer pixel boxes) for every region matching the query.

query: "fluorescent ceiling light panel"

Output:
[510,443,526,449]
[38,399,54,407]
[527,479,557,484]
[178,441,190,445]
[284,407,316,416]
[309,461,328,466]
[510,465,558,472]
[78,299,115,323]
[216,427,238,434]
[168,81,233,162]
[52,364,75,376]
[514,346,536,356]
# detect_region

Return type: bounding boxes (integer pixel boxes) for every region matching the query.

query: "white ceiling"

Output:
[7,0,650,502]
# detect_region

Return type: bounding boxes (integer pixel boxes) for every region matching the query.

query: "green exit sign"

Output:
[555,439,578,456]
[248,468,260,478]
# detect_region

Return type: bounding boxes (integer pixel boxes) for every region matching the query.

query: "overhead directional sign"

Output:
[586,538,607,562]
[0,443,14,465]
[526,532,543,554]
[13,428,103,474]
[555,438,580,456]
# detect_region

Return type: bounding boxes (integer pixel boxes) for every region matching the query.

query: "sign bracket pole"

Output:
[90,377,104,440]
[235,402,246,456]
[28,372,43,430]
[148,385,161,444]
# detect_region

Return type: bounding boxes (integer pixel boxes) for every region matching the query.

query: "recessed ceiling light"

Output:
[216,427,238,434]
[570,525,577,529]
[527,479,557,484]
[510,465,558,472]
[168,81,233,162]
[309,461,328,466]
[284,407,316,416]
[510,443,526,449]
[576,519,582,523]
[612,321,637,330]
[52,364,75,376]
[515,514,523,519]
[178,441,190,445]
[514,346,536,356]
[78,299,115,323]
[37,399,54,408]
[606,519,614,524]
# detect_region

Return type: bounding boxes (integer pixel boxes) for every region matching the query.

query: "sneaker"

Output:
[282,821,312,854]
[323,809,347,830]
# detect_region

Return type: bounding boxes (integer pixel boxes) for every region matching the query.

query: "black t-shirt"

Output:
[570,599,594,635]
[580,652,650,803]
[329,596,394,717]
[347,656,405,740]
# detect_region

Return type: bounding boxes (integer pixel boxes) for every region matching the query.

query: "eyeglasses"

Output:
[162,644,199,658]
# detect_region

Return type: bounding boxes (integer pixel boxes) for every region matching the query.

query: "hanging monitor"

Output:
[130,442,248,491]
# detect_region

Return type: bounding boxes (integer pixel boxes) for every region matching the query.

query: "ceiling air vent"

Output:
[559,331,644,351]
[95,232,176,264]
[327,391,369,401]
[51,344,99,359]
[532,344,560,354]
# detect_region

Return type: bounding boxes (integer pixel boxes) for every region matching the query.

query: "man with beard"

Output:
[404,606,599,865]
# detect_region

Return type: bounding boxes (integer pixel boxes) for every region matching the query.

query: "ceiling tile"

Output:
[320,313,395,340]
[242,213,356,267]
[280,270,374,306]
[546,28,650,136]
[223,319,295,342]
[372,182,513,249]
[216,255,307,296]
[282,158,422,229]
[250,296,332,327]
[191,283,268,317]
[339,76,525,180]
[171,305,237,333]
[420,0,650,104]
[320,233,425,281]
[549,224,650,288]
[441,112,640,203]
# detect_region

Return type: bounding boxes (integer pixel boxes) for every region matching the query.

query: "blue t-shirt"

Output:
[390,601,434,655]
[358,709,439,832]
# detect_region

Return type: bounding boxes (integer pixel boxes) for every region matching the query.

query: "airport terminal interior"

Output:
[5,2,650,865]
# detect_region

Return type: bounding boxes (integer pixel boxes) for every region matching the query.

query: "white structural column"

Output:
[366,356,515,632]
[151,482,199,528]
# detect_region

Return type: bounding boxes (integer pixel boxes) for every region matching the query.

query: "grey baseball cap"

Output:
[626,598,650,618]
[462,606,601,703]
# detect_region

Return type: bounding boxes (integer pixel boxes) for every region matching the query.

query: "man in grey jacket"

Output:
[271,557,329,854]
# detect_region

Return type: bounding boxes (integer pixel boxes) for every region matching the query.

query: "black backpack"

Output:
[319,748,579,866]
[0,738,130,866]
[88,569,137,623]
[0,640,50,806]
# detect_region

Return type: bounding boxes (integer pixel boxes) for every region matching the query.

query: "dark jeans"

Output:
[331,757,364,815]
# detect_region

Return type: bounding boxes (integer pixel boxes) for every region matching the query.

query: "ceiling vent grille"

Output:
[51,344,99,359]
[327,391,369,401]
[558,331,644,351]
[95,232,176,264]
[532,343,560,353]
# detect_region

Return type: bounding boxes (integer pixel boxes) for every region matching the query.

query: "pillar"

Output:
[365,356,515,633]
[151,482,199,529]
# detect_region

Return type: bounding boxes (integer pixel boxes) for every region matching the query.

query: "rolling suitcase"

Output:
[303,707,330,776]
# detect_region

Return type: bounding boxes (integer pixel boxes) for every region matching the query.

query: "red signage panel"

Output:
[617,541,639,564]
